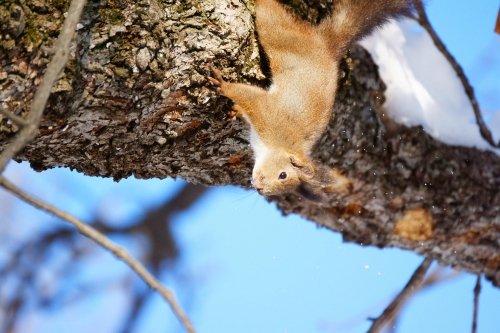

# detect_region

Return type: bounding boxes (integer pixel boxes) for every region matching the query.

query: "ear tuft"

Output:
[289,155,315,178]
[294,166,353,203]
[313,166,353,194]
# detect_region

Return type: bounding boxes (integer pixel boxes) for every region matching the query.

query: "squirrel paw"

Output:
[207,65,226,87]
[227,104,245,120]
[208,65,243,120]
[320,168,353,194]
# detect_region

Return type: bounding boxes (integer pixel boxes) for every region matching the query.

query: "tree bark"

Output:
[1,0,499,285]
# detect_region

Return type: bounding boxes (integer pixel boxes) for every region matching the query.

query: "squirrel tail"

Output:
[317,0,412,58]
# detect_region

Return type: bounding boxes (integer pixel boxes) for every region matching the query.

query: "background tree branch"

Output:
[0,182,206,333]
[0,176,195,333]
[367,258,433,333]
[472,275,481,333]
[1,0,499,287]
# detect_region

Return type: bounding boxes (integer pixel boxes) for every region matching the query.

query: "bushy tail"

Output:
[318,0,412,57]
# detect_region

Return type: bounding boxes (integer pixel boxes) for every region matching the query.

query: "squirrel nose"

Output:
[252,175,264,187]
[252,178,265,194]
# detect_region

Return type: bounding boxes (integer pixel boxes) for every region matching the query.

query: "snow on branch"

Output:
[361,1,500,154]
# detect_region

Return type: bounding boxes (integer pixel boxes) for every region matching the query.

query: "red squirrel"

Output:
[209,0,412,199]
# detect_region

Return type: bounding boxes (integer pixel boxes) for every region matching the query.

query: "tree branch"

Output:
[0,176,195,333]
[323,266,459,332]
[0,107,28,127]
[412,0,499,148]
[0,0,87,173]
[471,275,481,333]
[367,258,433,333]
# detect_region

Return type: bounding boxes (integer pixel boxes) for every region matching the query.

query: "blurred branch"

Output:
[379,267,462,332]
[141,184,208,266]
[367,258,433,333]
[385,317,398,333]
[0,107,28,127]
[471,275,481,333]
[95,183,208,265]
[0,0,88,173]
[120,290,151,333]
[94,183,208,333]
[420,266,461,288]
[1,183,207,332]
[0,176,195,333]
[412,0,499,148]
[2,259,35,333]
[321,265,460,333]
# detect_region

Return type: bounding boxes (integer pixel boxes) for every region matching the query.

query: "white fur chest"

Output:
[249,127,271,172]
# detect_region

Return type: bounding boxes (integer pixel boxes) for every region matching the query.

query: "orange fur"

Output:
[210,0,411,199]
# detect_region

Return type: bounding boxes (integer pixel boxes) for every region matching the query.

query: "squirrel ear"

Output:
[289,155,315,178]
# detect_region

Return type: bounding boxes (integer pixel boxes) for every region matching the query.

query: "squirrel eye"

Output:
[278,172,287,180]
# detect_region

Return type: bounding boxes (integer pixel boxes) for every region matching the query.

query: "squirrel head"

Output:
[252,152,315,196]
[252,151,353,201]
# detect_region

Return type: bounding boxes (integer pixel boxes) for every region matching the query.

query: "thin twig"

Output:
[367,258,433,333]
[0,107,28,127]
[420,266,461,288]
[0,176,196,333]
[412,0,499,148]
[0,0,87,173]
[324,266,460,332]
[471,275,481,333]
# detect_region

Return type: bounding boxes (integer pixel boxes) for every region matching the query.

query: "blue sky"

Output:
[1,0,499,332]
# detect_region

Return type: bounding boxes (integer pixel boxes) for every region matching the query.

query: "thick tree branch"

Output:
[0,0,88,173]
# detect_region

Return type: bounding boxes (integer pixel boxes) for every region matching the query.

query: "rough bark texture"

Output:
[1,0,499,285]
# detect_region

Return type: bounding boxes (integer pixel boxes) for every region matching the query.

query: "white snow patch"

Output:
[360,19,500,155]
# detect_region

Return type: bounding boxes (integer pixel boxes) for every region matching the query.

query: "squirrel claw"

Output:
[227,109,238,121]
[232,104,244,116]
[207,76,221,86]
[226,104,245,121]
[208,65,225,86]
